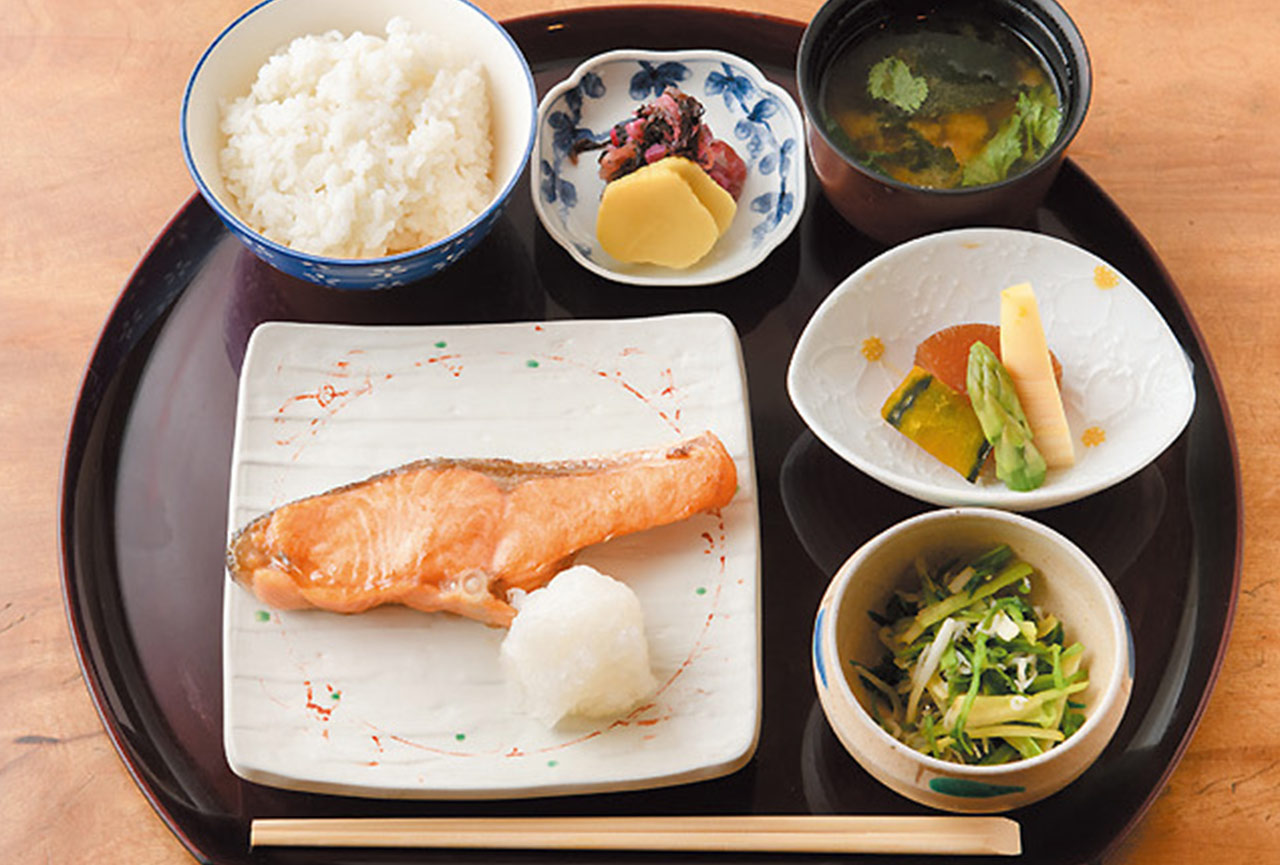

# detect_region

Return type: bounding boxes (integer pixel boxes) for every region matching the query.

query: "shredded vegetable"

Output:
[852,545,1088,765]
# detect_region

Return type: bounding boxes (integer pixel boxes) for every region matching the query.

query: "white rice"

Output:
[219,17,494,259]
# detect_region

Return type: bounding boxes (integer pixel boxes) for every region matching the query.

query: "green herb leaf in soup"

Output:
[961,84,1062,187]
[867,56,929,113]
[819,16,1063,189]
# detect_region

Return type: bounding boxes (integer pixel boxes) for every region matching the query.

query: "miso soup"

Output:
[820,16,1062,189]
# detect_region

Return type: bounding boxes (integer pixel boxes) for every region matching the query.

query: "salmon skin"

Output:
[227,432,738,627]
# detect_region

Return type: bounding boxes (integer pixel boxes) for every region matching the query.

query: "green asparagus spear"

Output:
[966,341,1047,491]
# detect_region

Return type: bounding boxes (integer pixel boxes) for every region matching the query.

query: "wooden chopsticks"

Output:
[250,815,1022,855]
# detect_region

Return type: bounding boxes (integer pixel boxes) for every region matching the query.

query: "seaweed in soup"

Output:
[820,17,1062,189]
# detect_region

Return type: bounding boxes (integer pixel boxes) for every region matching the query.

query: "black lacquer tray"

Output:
[60,7,1241,864]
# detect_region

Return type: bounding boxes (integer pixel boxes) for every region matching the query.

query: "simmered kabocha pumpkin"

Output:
[881,366,992,482]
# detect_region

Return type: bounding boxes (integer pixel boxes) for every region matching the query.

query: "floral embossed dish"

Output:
[787,227,1197,511]
[531,48,805,286]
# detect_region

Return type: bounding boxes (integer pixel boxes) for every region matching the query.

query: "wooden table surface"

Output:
[2,0,1275,861]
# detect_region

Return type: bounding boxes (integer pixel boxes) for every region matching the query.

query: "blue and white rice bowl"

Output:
[181,0,536,290]
[532,48,806,286]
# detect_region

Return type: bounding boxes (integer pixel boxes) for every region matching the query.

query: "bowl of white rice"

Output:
[181,0,536,289]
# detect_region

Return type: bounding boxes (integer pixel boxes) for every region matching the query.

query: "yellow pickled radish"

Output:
[595,157,736,268]
[999,282,1075,468]
[659,157,737,235]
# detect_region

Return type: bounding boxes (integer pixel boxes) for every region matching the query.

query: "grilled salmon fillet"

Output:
[227,432,738,627]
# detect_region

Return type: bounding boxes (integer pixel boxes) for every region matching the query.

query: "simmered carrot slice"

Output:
[915,323,1061,397]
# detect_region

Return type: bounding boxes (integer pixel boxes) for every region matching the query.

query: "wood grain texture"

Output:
[249,815,1023,854]
[3,0,1277,862]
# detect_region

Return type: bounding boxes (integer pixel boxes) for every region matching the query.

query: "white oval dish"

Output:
[531,48,806,286]
[787,227,1196,511]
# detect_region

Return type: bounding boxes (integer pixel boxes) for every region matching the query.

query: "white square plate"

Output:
[223,313,760,798]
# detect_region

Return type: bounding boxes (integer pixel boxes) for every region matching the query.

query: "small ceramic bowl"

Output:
[181,0,536,290]
[812,507,1133,812]
[796,0,1091,245]
[532,48,806,286]
[786,227,1196,511]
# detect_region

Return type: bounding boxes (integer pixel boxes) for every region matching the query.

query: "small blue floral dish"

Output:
[532,49,806,286]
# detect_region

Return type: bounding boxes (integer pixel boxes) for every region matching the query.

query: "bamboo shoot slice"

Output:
[999,283,1075,468]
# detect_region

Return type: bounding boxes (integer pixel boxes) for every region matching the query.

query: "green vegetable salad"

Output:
[853,544,1087,765]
